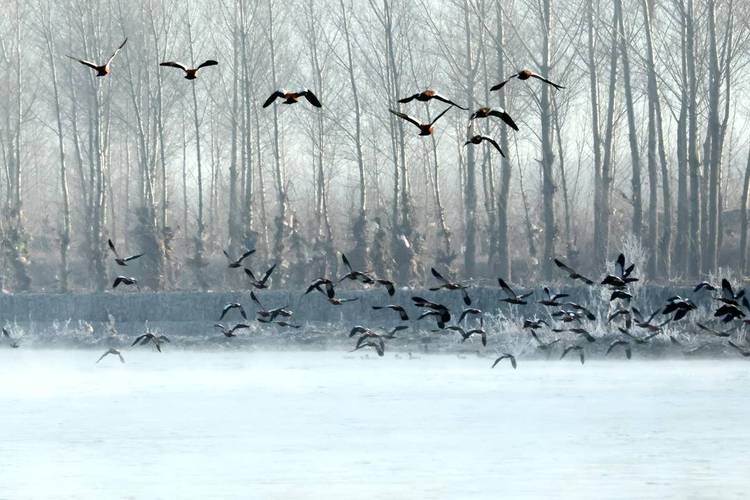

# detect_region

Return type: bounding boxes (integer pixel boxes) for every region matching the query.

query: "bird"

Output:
[463,135,505,156]
[553,258,594,285]
[389,107,452,136]
[497,278,533,305]
[244,263,277,289]
[2,328,20,348]
[67,39,127,77]
[96,348,125,363]
[220,302,247,320]
[107,239,143,266]
[718,278,745,306]
[566,328,596,343]
[131,333,170,352]
[693,281,718,293]
[352,340,384,357]
[606,340,632,359]
[531,331,560,350]
[458,308,483,323]
[398,89,467,109]
[448,326,487,346]
[617,328,659,344]
[714,303,746,322]
[372,304,409,321]
[728,341,750,357]
[160,60,218,79]
[631,307,668,332]
[560,345,585,364]
[339,254,374,284]
[328,296,359,306]
[223,248,255,268]
[214,323,250,337]
[538,287,569,307]
[304,278,335,298]
[250,291,292,322]
[273,321,302,329]
[412,296,451,327]
[524,319,549,331]
[469,107,519,131]
[491,354,517,369]
[696,322,734,338]
[381,325,409,339]
[490,69,565,91]
[429,268,471,305]
[112,276,138,289]
[661,296,696,322]
[263,89,322,108]
[562,302,596,321]
[601,253,638,289]
[610,290,633,302]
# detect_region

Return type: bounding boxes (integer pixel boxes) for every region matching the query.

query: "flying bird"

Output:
[430,267,471,305]
[464,135,505,156]
[339,254,375,284]
[560,345,585,365]
[375,279,396,296]
[553,258,594,285]
[491,353,517,369]
[244,263,277,289]
[263,89,322,108]
[469,107,519,131]
[214,323,250,337]
[398,89,467,109]
[223,248,255,268]
[108,239,143,266]
[497,278,532,305]
[389,107,452,136]
[2,328,20,348]
[131,333,170,352]
[372,304,409,321]
[160,60,218,79]
[96,348,125,363]
[605,340,632,359]
[220,302,247,320]
[112,276,138,289]
[490,69,565,91]
[67,38,127,77]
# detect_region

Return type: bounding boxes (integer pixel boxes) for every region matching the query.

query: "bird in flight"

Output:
[97,348,125,363]
[214,323,250,337]
[108,239,143,266]
[223,248,255,268]
[263,89,322,108]
[464,135,505,156]
[131,333,170,352]
[553,258,594,285]
[491,353,517,369]
[389,107,452,136]
[398,89,467,110]
[490,69,565,91]
[469,107,519,131]
[68,39,127,77]
[113,276,138,289]
[160,60,219,80]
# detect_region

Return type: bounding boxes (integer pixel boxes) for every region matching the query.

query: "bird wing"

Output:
[123,253,143,262]
[250,291,264,309]
[432,94,467,110]
[489,78,511,91]
[160,61,189,72]
[263,90,286,108]
[96,351,109,363]
[431,267,449,285]
[428,106,452,126]
[483,137,505,157]
[262,263,277,283]
[113,277,123,288]
[301,90,322,107]
[238,249,256,263]
[197,59,219,70]
[131,334,148,346]
[105,38,128,65]
[489,109,519,131]
[615,253,625,276]
[244,267,258,282]
[68,56,100,70]
[108,239,120,258]
[342,253,353,273]
[389,109,421,129]
[397,93,418,104]
[530,73,565,89]
[497,278,517,299]
[117,352,125,363]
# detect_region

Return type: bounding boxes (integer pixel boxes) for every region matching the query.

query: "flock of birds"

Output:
[5,238,750,370]
[3,39,746,367]
[66,38,565,158]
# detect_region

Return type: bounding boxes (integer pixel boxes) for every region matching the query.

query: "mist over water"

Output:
[1,350,747,500]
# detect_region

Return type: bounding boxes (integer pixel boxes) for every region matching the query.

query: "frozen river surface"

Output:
[0,350,747,499]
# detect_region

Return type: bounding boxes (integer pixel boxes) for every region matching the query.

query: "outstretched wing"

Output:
[389,109,421,129]
[488,109,519,131]
[197,59,219,70]
[301,90,322,107]
[432,94,467,110]
[262,263,277,283]
[489,78,511,91]
[123,253,143,263]
[342,253,353,273]
[397,93,418,104]
[530,73,565,90]
[428,106,452,126]
[497,278,517,299]
[431,267,449,285]
[108,239,119,258]
[483,137,505,156]
[105,38,128,65]
[160,61,188,72]
[68,55,100,70]
[263,90,286,108]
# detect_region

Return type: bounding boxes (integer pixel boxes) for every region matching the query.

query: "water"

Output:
[0,349,747,499]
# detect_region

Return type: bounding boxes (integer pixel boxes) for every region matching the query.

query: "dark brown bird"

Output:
[214,323,250,337]
[469,107,519,131]
[464,135,505,156]
[553,258,594,285]
[223,248,255,268]
[389,107,452,136]
[497,278,532,305]
[96,348,125,363]
[398,89,467,110]
[491,353,517,369]
[412,296,451,326]
[352,340,384,357]
[220,303,247,321]
[430,268,471,305]
[250,292,293,321]
[458,308,483,323]
[68,39,127,76]
[244,263,277,289]
[524,319,549,331]
[304,278,335,298]
[375,279,396,296]
[131,333,170,352]
[160,60,218,79]
[560,345,585,364]
[490,69,565,91]
[372,304,409,321]
[263,89,322,108]
[339,254,375,284]
[448,326,487,346]
[606,340,632,359]
[112,276,138,289]
[108,239,143,266]
[538,287,569,307]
